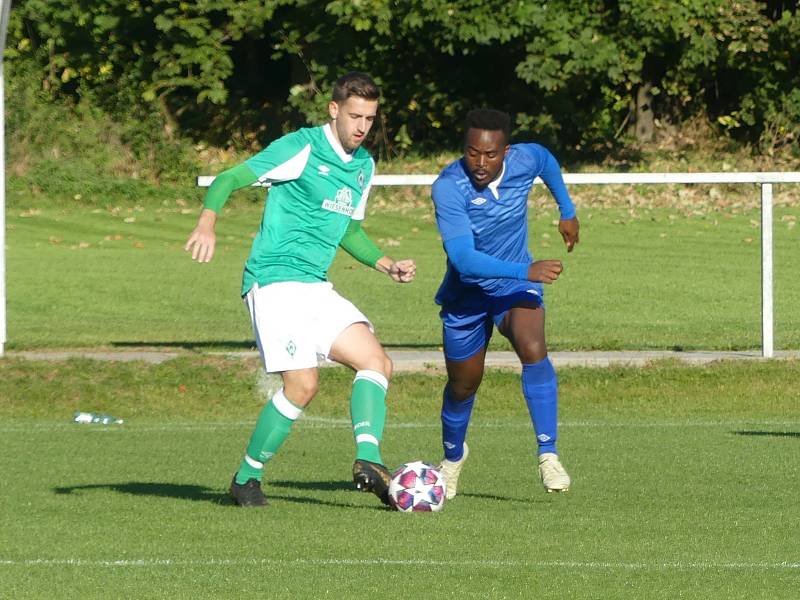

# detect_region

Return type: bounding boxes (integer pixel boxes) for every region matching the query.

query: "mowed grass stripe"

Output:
[1,557,799,571]
[1,417,799,433]
[7,205,800,350]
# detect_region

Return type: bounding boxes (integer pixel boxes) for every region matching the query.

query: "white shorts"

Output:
[245,281,372,373]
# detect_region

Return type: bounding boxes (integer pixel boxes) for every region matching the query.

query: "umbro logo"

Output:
[470,197,487,205]
[318,165,330,176]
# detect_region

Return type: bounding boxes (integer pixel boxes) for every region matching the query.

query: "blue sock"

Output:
[522,358,558,455]
[441,387,475,461]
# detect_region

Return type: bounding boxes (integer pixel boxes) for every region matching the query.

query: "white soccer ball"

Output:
[388,461,446,513]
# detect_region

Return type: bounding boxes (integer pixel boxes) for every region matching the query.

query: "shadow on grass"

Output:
[53,481,390,511]
[267,494,390,511]
[382,343,440,349]
[269,480,392,511]
[459,491,550,504]
[733,431,800,438]
[54,482,231,504]
[112,341,256,351]
[111,341,441,351]
[269,479,353,492]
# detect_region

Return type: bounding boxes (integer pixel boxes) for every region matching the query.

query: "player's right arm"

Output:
[432,178,562,283]
[185,163,258,263]
[186,132,310,263]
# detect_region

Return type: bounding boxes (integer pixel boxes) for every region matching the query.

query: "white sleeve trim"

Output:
[257,144,311,184]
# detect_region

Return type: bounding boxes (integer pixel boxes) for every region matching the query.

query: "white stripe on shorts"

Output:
[355,433,380,446]
[354,369,388,391]
[271,389,303,421]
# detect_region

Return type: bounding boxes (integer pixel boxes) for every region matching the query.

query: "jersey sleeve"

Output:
[350,156,375,222]
[245,130,312,184]
[444,235,529,280]
[202,163,259,213]
[517,143,576,219]
[339,219,383,267]
[432,177,474,242]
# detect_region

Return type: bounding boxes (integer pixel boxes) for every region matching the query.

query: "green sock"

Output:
[350,370,388,465]
[235,388,302,484]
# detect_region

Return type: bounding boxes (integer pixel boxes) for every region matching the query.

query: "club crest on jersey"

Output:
[470,197,487,206]
[322,187,354,215]
[357,170,365,190]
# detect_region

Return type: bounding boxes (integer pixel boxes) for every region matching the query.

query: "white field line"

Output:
[0,416,799,434]
[0,557,798,571]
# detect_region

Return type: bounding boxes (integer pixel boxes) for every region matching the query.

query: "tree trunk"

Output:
[630,81,655,142]
[158,93,178,140]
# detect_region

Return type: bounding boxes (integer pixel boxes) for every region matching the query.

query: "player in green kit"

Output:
[185,72,416,507]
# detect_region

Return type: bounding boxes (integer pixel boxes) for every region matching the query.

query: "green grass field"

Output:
[3,185,799,598]
[5,197,800,351]
[1,357,799,599]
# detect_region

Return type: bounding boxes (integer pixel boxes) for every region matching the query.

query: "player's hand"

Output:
[388,259,416,283]
[185,209,218,263]
[527,260,563,284]
[559,217,580,252]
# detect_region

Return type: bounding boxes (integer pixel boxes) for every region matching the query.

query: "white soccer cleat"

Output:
[538,452,571,493]
[438,442,469,499]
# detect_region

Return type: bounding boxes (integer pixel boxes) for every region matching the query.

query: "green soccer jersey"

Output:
[240,124,375,295]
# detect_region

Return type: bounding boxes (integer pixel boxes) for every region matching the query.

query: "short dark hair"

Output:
[332,71,381,103]
[464,109,511,143]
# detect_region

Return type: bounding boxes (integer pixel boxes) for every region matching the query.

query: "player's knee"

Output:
[380,353,393,381]
[284,379,319,406]
[447,379,480,401]
[517,341,547,364]
[356,351,392,381]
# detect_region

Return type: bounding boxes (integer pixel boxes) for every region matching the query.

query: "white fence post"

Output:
[761,183,774,358]
[0,0,11,358]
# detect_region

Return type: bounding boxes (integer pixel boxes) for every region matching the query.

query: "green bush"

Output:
[5,58,197,205]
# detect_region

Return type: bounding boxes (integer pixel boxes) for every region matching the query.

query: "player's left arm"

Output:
[339,220,416,283]
[340,157,415,283]
[521,144,580,253]
[376,256,416,283]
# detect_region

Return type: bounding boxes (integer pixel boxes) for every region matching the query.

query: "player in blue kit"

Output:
[431,109,580,497]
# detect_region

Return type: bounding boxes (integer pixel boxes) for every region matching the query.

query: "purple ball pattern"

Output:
[388,461,446,513]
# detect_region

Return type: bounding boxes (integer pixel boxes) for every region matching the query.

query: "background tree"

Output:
[6,0,799,158]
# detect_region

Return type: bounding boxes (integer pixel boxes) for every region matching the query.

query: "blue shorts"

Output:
[440,288,544,361]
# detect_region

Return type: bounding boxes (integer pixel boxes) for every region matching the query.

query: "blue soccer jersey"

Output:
[432,143,575,306]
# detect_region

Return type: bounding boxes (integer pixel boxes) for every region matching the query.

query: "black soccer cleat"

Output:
[229,475,269,507]
[352,459,392,506]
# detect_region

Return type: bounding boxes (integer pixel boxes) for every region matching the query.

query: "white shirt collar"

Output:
[323,123,353,163]
[486,162,506,199]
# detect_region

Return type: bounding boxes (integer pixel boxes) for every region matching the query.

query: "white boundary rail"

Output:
[199,171,800,358]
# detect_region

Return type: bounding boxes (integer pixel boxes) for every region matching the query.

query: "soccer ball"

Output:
[388,461,446,513]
